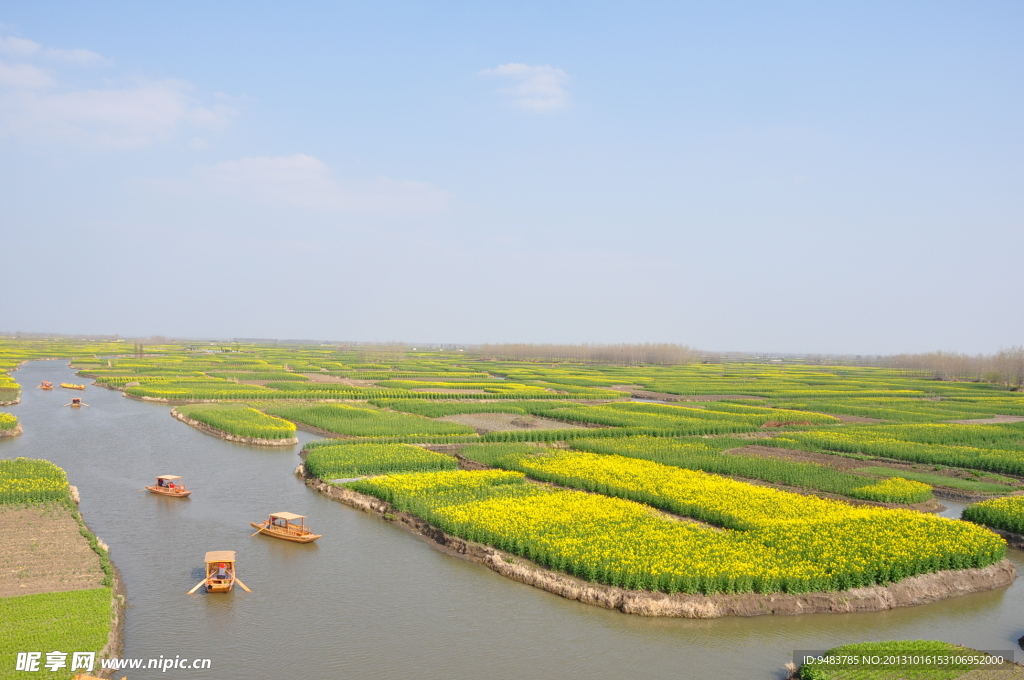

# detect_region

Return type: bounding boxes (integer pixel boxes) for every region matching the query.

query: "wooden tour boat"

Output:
[38,381,53,390]
[187,551,252,594]
[250,512,322,543]
[60,383,86,390]
[65,397,89,407]
[144,475,191,498]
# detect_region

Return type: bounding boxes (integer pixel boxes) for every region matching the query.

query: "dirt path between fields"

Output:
[437,412,597,434]
[947,416,1024,425]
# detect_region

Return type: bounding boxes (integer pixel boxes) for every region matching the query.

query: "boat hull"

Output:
[146,486,191,498]
[206,579,234,593]
[250,522,321,543]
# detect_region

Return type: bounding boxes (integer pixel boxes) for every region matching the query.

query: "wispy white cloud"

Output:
[0,62,53,89]
[188,154,451,217]
[0,78,235,148]
[479,63,569,111]
[0,33,232,148]
[0,36,40,57]
[0,35,109,65]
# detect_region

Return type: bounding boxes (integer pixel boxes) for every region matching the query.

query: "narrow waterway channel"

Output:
[2,360,1023,679]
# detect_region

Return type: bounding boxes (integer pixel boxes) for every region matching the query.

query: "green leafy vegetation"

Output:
[176,404,297,439]
[855,467,1018,493]
[963,496,1024,534]
[306,442,458,478]
[0,588,113,680]
[264,403,475,437]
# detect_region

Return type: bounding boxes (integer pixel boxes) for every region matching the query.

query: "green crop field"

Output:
[0,458,70,504]
[962,496,1024,534]
[306,442,458,478]
[264,403,476,437]
[176,404,297,439]
[0,588,113,680]
[556,437,933,503]
[855,467,1019,494]
[0,412,17,431]
[348,464,1001,594]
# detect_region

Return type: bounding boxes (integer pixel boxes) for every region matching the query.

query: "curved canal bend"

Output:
[2,360,1023,680]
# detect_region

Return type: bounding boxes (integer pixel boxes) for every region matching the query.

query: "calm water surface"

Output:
[2,360,1022,680]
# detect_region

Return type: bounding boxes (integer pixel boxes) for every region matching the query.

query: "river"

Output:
[2,360,1022,679]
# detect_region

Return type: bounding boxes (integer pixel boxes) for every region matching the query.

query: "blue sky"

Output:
[1,2,1021,353]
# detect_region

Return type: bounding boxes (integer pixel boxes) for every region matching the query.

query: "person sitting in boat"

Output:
[157,478,167,488]
[215,563,229,580]
[167,481,176,490]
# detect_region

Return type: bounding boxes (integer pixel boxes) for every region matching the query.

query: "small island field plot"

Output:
[342,463,1003,596]
[173,404,298,445]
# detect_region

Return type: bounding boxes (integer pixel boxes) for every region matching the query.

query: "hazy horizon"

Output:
[2,2,1021,354]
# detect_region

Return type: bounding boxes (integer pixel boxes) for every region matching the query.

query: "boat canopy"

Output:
[270,512,305,521]
[205,551,236,564]
[157,475,182,481]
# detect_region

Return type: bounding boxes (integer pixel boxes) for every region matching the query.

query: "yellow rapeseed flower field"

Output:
[350,461,1004,595]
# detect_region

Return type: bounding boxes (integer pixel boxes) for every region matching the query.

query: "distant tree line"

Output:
[882,347,1024,389]
[474,343,700,366]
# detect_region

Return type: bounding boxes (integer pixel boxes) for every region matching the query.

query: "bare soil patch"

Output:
[0,424,23,438]
[438,412,593,434]
[628,390,765,402]
[0,504,105,598]
[947,416,1024,425]
[729,445,1021,501]
[300,374,378,387]
[411,388,488,394]
[730,445,864,469]
[833,414,886,423]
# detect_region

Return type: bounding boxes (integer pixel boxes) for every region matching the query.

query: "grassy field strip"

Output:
[555,436,933,504]
[764,431,1024,475]
[306,443,458,478]
[264,403,476,437]
[0,588,112,680]
[855,467,1018,494]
